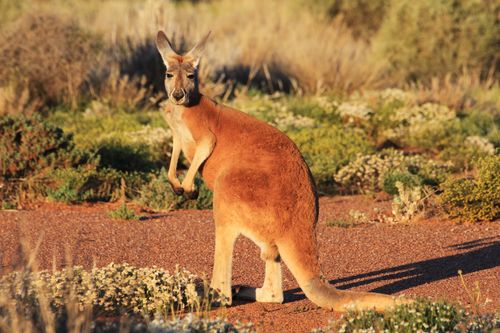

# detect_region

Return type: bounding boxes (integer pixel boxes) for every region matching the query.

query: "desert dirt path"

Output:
[0,196,499,333]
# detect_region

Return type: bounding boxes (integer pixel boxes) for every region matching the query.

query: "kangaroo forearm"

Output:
[168,137,182,181]
[182,137,214,189]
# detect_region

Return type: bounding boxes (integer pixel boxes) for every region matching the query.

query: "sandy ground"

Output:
[0,196,498,332]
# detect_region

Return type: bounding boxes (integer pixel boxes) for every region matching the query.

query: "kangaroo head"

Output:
[156,31,210,107]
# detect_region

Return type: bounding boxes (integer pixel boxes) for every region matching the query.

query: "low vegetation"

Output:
[0,263,247,333]
[312,298,500,333]
[108,203,142,221]
[1,264,497,333]
[335,149,451,194]
[139,170,213,210]
[440,156,500,223]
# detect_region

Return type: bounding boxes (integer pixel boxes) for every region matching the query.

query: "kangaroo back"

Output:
[188,97,401,311]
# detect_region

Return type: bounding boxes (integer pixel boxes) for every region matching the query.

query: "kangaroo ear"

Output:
[186,31,211,68]
[156,31,178,64]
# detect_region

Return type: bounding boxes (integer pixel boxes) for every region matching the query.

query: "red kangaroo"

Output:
[156,31,406,311]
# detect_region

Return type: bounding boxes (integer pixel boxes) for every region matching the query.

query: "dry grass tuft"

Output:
[0,11,101,109]
[407,70,499,113]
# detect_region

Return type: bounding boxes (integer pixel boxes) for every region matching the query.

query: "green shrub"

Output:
[439,136,496,171]
[458,110,499,140]
[48,108,172,171]
[391,182,425,223]
[108,203,142,220]
[47,168,93,204]
[382,103,458,151]
[0,263,226,317]
[335,90,468,151]
[232,95,319,132]
[440,155,499,222]
[285,95,342,127]
[313,298,464,333]
[382,171,423,196]
[338,93,498,157]
[96,140,159,173]
[374,0,499,81]
[46,167,148,204]
[460,313,500,333]
[288,126,373,193]
[335,150,451,193]
[336,89,413,145]
[0,115,86,179]
[0,12,102,108]
[139,169,213,210]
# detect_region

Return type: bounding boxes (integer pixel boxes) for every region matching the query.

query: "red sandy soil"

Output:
[0,196,499,333]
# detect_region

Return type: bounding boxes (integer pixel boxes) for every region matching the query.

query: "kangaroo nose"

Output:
[172,89,185,101]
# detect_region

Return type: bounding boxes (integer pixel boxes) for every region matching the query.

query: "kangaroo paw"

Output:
[184,188,199,200]
[173,187,184,195]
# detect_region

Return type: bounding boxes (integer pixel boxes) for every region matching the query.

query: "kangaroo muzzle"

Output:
[171,88,186,104]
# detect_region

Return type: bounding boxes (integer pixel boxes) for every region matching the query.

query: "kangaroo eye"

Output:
[166,73,174,78]
[186,73,195,80]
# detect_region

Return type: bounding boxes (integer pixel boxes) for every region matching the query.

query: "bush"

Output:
[48,107,172,172]
[108,203,142,220]
[313,298,464,333]
[458,110,499,141]
[335,150,451,194]
[282,95,341,128]
[96,140,160,173]
[439,136,496,171]
[288,126,373,193]
[382,103,457,151]
[0,12,101,108]
[232,95,319,132]
[0,263,226,317]
[382,171,422,196]
[336,92,498,157]
[336,89,412,144]
[391,182,425,223]
[139,169,213,210]
[440,155,499,222]
[374,0,499,81]
[460,314,500,333]
[0,115,86,179]
[46,167,148,204]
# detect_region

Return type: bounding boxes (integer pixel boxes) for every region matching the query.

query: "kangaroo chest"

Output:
[163,106,196,162]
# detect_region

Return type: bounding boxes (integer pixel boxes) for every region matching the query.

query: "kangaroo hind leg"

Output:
[256,244,284,303]
[210,222,238,304]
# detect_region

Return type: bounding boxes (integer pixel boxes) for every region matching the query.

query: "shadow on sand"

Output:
[283,236,499,303]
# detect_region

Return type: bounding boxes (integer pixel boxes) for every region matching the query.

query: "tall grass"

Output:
[0,0,386,97]
[0,0,497,108]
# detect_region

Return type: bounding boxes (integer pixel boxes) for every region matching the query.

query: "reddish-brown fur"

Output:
[156,31,408,311]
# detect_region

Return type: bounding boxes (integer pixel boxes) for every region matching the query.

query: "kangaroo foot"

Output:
[232,286,284,303]
[256,287,284,303]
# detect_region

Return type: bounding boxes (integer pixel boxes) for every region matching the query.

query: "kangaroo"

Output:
[155,31,405,312]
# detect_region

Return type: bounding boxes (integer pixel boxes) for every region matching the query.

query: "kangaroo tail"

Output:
[277,234,405,312]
